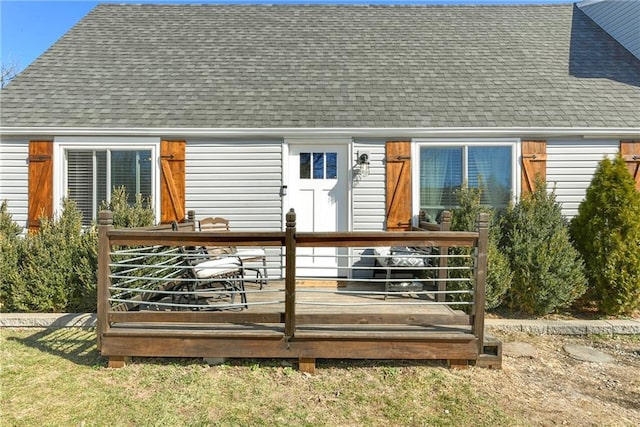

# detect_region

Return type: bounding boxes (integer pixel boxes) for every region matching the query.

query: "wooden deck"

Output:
[102,282,488,371]
[97,209,501,372]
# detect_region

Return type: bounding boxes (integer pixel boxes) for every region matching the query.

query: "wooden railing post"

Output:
[437,211,451,303]
[473,212,489,353]
[187,210,196,230]
[97,210,113,351]
[284,209,297,338]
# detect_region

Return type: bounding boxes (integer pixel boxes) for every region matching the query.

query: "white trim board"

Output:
[3,127,639,139]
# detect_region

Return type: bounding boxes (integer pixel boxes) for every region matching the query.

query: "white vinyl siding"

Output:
[186,139,283,277]
[351,139,386,232]
[185,139,283,229]
[546,139,618,218]
[350,139,386,278]
[0,138,29,228]
[579,0,640,60]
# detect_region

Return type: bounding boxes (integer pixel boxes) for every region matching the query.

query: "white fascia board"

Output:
[1,127,639,139]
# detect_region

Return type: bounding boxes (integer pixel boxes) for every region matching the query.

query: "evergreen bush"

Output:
[101,186,155,228]
[447,186,513,310]
[1,188,156,313]
[0,201,22,311]
[499,180,587,315]
[0,200,22,237]
[1,199,98,312]
[570,155,640,315]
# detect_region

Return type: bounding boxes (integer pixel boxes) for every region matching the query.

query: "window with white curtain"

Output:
[66,149,152,225]
[419,144,513,222]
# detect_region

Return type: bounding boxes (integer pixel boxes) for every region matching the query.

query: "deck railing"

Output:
[97,209,489,356]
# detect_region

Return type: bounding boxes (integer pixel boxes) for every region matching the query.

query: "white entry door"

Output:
[287,144,348,277]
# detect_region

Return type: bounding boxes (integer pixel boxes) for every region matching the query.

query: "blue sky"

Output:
[1,0,569,75]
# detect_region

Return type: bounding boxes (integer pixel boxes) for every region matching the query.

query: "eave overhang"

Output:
[1,127,639,140]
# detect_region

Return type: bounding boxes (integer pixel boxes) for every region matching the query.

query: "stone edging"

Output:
[0,313,96,328]
[1,313,639,335]
[486,318,640,335]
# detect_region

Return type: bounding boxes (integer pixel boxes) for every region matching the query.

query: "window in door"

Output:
[66,149,152,225]
[299,152,338,179]
[419,144,513,222]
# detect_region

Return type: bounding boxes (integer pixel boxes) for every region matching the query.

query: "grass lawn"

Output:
[0,327,517,426]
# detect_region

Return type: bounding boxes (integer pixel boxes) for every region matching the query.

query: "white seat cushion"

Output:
[374,247,391,266]
[235,248,266,260]
[193,258,241,279]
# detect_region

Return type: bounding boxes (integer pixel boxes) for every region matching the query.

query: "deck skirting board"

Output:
[101,325,478,360]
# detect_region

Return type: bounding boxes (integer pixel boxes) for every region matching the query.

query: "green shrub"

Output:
[499,181,587,315]
[1,199,98,312]
[447,186,513,310]
[0,200,22,237]
[0,201,22,311]
[101,186,155,228]
[570,155,640,315]
[99,187,158,308]
[1,188,156,313]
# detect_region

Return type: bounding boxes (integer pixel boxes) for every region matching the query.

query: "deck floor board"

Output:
[102,281,484,365]
[138,281,467,316]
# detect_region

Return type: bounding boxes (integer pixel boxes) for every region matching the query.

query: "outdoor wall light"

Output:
[357,152,370,178]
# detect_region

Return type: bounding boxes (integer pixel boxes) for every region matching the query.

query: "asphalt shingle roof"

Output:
[1,4,639,129]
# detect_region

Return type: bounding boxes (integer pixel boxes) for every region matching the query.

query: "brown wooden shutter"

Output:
[521,140,547,195]
[28,140,54,232]
[620,140,640,191]
[385,141,412,231]
[160,140,186,223]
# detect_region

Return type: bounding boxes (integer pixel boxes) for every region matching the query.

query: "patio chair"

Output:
[177,245,247,310]
[199,217,268,289]
[170,221,247,310]
[374,246,433,299]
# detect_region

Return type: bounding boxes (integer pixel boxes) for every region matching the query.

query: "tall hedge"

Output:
[570,155,640,315]
[499,181,587,315]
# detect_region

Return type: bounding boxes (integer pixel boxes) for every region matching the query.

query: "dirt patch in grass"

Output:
[477,331,640,426]
[1,328,638,426]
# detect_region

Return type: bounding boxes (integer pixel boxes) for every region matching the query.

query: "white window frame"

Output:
[53,137,161,224]
[411,138,520,226]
